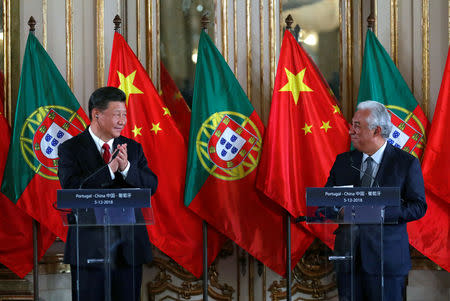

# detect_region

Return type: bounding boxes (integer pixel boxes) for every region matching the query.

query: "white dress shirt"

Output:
[360,141,387,187]
[88,127,130,179]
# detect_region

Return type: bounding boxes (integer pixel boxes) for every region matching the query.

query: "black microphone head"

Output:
[348,152,354,165]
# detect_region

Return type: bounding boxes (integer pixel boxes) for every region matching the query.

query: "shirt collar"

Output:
[362,140,387,165]
[88,126,114,153]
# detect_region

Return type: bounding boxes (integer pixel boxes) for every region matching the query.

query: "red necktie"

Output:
[102,143,111,163]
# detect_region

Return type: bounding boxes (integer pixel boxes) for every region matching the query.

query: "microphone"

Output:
[294,216,307,223]
[349,153,380,187]
[78,147,120,189]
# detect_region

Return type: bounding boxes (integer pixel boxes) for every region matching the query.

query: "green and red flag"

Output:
[356,30,450,270]
[409,46,450,272]
[184,31,314,275]
[0,98,55,278]
[107,32,225,278]
[257,30,350,248]
[160,61,191,142]
[357,29,430,159]
[1,33,89,241]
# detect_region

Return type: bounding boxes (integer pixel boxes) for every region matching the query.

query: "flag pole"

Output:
[200,14,210,301]
[284,15,294,301]
[27,16,41,301]
[286,212,292,301]
[202,221,208,300]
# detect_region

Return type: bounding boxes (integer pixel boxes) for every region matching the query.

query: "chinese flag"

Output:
[257,30,350,248]
[0,98,55,278]
[408,46,450,272]
[107,32,225,278]
[160,62,191,142]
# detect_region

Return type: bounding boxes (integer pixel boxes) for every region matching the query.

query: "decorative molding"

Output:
[247,0,252,99]
[222,0,228,62]
[3,0,11,123]
[258,0,263,121]
[2,0,18,124]
[268,240,337,300]
[147,257,234,301]
[422,0,429,118]
[145,0,152,73]
[234,0,238,75]
[374,0,377,36]
[269,0,275,95]
[96,0,105,88]
[156,0,160,90]
[38,255,70,275]
[43,0,47,49]
[346,0,353,118]
[359,1,363,74]
[66,0,74,90]
[390,0,398,66]
[136,0,141,61]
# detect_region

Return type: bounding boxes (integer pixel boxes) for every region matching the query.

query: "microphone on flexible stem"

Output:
[52,148,119,213]
[78,147,120,189]
[294,216,307,223]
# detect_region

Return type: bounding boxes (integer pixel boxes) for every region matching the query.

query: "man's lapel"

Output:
[78,128,105,171]
[350,150,363,186]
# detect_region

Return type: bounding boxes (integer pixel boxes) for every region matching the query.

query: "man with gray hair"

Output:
[325,100,427,300]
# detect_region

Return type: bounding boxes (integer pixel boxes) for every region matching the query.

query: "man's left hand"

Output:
[116,143,129,172]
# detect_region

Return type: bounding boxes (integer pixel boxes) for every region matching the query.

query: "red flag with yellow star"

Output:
[160,62,191,142]
[256,30,350,248]
[107,32,225,277]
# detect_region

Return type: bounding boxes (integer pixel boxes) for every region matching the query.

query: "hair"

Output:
[356,100,393,139]
[88,86,126,120]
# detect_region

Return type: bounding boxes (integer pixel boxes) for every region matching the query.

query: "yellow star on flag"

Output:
[320,121,332,133]
[173,91,183,100]
[332,105,341,114]
[162,107,171,116]
[117,70,144,106]
[151,122,162,134]
[132,125,142,137]
[279,67,313,105]
[302,123,313,135]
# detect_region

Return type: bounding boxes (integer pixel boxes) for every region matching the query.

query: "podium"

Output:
[306,187,400,301]
[57,188,154,301]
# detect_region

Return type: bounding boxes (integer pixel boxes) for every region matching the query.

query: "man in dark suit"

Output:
[58,87,158,301]
[325,101,426,301]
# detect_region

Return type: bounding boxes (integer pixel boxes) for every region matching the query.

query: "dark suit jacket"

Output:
[58,128,158,266]
[325,143,426,276]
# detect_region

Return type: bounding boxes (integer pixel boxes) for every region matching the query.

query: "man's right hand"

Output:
[109,156,119,173]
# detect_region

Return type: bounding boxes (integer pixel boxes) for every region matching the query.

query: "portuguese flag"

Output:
[358,29,446,268]
[1,33,89,240]
[0,96,55,278]
[357,29,430,159]
[185,31,314,275]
